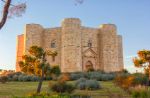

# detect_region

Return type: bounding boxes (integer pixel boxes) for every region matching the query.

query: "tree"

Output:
[133,50,150,85]
[0,0,84,30]
[0,0,11,30]
[0,0,26,30]
[19,46,58,93]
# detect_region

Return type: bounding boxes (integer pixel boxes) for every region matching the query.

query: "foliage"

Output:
[75,77,87,88]
[19,45,58,93]
[69,72,84,80]
[130,85,150,98]
[27,92,50,97]
[0,0,26,30]
[69,71,116,81]
[114,73,134,89]
[133,50,150,85]
[0,75,8,83]
[50,66,61,76]
[121,69,129,74]
[12,75,18,81]
[0,81,131,97]
[75,78,100,90]
[50,82,75,93]
[57,73,70,82]
[4,72,42,82]
[133,73,148,86]
[85,80,100,90]
[115,73,149,90]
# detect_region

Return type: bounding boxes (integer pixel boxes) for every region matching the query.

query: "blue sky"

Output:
[0,0,150,73]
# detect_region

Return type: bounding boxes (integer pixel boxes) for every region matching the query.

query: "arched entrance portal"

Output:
[85,60,94,71]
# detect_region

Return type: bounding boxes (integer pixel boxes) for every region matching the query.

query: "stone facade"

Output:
[16,18,124,72]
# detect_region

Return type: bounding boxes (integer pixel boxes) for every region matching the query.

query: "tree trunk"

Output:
[148,65,150,86]
[36,68,44,93]
[0,0,11,30]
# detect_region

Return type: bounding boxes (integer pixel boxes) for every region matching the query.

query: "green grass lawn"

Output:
[0,81,131,98]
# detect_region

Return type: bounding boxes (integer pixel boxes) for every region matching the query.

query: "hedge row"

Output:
[2,72,52,82]
[69,71,116,81]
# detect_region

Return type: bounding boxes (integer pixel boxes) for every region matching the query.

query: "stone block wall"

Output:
[99,24,119,72]
[16,18,124,72]
[61,18,82,72]
[16,34,24,72]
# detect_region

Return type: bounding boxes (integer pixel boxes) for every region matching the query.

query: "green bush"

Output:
[87,72,115,81]
[133,73,148,86]
[131,86,149,98]
[4,72,42,82]
[50,66,61,76]
[86,80,100,90]
[132,91,140,98]
[30,75,40,81]
[69,71,116,81]
[0,75,8,83]
[18,75,25,81]
[50,82,75,93]
[70,73,84,80]
[12,75,19,81]
[44,76,52,80]
[75,78,100,90]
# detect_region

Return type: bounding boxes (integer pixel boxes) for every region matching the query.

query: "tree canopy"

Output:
[133,50,150,85]
[19,45,58,93]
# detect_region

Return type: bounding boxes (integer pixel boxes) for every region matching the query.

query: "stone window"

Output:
[88,40,92,47]
[51,40,56,48]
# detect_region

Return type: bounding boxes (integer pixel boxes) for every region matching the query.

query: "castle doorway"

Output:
[85,60,94,72]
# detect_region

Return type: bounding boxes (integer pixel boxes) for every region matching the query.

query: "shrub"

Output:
[0,75,8,83]
[18,75,25,81]
[70,73,84,80]
[50,82,75,93]
[45,76,52,80]
[57,74,70,82]
[114,73,134,89]
[133,73,148,86]
[68,71,116,81]
[75,78,100,90]
[85,79,100,90]
[12,75,19,81]
[76,78,86,85]
[30,75,39,81]
[50,66,61,76]
[131,85,149,98]
[115,73,149,90]
[86,72,115,81]
[28,92,50,97]
[77,82,86,90]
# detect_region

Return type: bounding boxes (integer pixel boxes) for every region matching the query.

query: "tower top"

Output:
[61,18,81,26]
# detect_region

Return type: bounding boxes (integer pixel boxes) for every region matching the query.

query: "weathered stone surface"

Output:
[16,18,124,72]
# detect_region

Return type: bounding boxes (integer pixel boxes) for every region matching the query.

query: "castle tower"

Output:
[99,24,120,72]
[118,35,124,71]
[16,34,24,72]
[61,18,82,72]
[24,24,43,52]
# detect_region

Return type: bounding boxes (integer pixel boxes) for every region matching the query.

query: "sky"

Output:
[0,0,150,73]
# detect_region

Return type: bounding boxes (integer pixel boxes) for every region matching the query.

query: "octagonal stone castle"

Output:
[16,18,124,72]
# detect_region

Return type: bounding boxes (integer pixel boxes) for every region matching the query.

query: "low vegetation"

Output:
[0,81,130,98]
[75,78,100,90]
